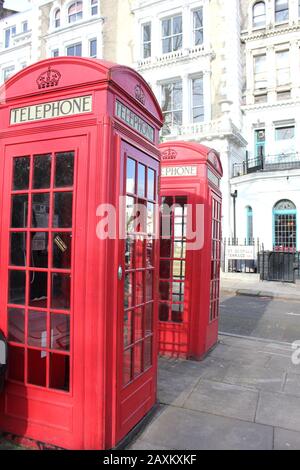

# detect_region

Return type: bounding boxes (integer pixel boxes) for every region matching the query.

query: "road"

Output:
[219,294,300,343]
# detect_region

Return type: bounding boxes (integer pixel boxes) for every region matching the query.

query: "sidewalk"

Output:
[221,272,300,302]
[128,334,300,450]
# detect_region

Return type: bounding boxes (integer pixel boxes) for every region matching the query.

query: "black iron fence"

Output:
[232,153,300,177]
[258,251,300,283]
[222,238,262,273]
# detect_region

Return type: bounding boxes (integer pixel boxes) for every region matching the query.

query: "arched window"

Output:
[246,206,253,243]
[275,0,289,23]
[54,9,60,28]
[273,200,297,251]
[68,1,83,23]
[253,2,266,28]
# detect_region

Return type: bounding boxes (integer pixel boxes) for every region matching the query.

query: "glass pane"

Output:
[124,310,133,348]
[49,354,70,391]
[28,349,47,387]
[52,233,72,269]
[172,282,185,303]
[134,307,143,341]
[135,270,144,305]
[162,18,171,37]
[123,348,132,385]
[173,260,185,279]
[143,23,151,42]
[55,152,74,188]
[159,281,170,301]
[8,346,24,382]
[28,311,47,347]
[160,259,170,279]
[124,273,133,309]
[173,15,182,34]
[125,237,134,270]
[195,30,203,45]
[51,313,70,351]
[174,240,186,259]
[138,163,146,198]
[134,342,143,377]
[29,271,48,308]
[11,195,28,228]
[159,303,169,322]
[126,158,136,194]
[30,232,48,268]
[145,270,153,302]
[144,336,152,369]
[13,157,30,190]
[147,203,155,235]
[33,154,51,189]
[10,232,26,266]
[160,238,172,258]
[145,303,153,336]
[147,168,155,200]
[146,238,153,267]
[53,192,73,228]
[171,303,184,323]
[9,270,26,305]
[126,196,135,233]
[51,273,71,310]
[31,193,49,228]
[8,308,25,343]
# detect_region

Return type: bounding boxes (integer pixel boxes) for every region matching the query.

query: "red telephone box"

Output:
[0,57,163,449]
[158,141,223,360]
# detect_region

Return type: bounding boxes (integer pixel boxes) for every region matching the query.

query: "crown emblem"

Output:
[36,66,61,90]
[134,84,145,105]
[162,149,177,160]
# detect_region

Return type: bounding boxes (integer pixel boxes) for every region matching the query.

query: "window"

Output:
[193,8,203,45]
[275,125,295,155]
[68,1,83,23]
[253,54,267,89]
[89,39,97,58]
[52,49,59,58]
[22,21,28,33]
[162,15,182,54]
[3,66,15,82]
[66,43,82,57]
[254,129,265,158]
[275,0,289,23]
[91,0,98,16]
[161,80,183,135]
[273,200,297,251]
[192,77,204,123]
[246,207,253,243]
[5,26,16,48]
[142,23,151,59]
[54,9,61,28]
[253,2,266,28]
[276,50,290,87]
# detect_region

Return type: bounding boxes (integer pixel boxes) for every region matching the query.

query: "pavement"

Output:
[220,272,300,302]
[128,334,300,450]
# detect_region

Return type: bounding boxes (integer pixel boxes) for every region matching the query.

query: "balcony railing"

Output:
[232,153,300,177]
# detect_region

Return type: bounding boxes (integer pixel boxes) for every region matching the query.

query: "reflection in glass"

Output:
[160,259,170,279]
[30,232,48,268]
[51,314,70,351]
[126,158,136,194]
[126,196,135,233]
[134,308,143,341]
[13,157,30,191]
[33,154,51,189]
[135,237,144,269]
[147,168,155,200]
[123,348,132,385]
[144,336,152,369]
[9,270,26,305]
[49,354,70,391]
[173,240,186,259]
[8,346,24,382]
[125,237,134,270]
[10,232,26,266]
[159,281,170,301]
[28,311,47,347]
[159,303,169,322]
[124,273,133,309]
[28,348,47,387]
[55,152,74,188]
[134,342,143,377]
[124,310,133,348]
[137,163,146,198]
[173,260,185,279]
[29,271,48,308]
[145,303,153,336]
[53,192,73,228]
[147,203,155,235]
[171,303,184,323]
[8,308,25,344]
[51,273,71,310]
[31,193,50,228]
[160,238,171,258]
[135,270,143,305]
[146,238,153,267]
[53,232,72,269]
[11,195,28,228]
[145,270,153,302]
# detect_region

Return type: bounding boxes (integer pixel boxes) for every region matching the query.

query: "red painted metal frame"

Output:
[159,141,223,361]
[0,57,163,450]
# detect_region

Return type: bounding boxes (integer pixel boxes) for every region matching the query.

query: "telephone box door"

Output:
[0,136,86,449]
[116,141,159,443]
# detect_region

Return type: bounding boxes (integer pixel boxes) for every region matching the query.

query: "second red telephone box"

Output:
[158,141,223,360]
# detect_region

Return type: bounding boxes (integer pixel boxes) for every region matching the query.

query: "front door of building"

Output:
[0,136,86,449]
[115,141,159,443]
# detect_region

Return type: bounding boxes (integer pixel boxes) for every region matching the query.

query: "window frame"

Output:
[252,1,266,28]
[142,22,152,59]
[253,53,267,90]
[91,0,99,16]
[54,9,61,28]
[161,14,183,54]
[68,1,83,24]
[89,38,97,58]
[191,75,204,123]
[161,79,183,135]
[275,0,289,24]
[66,42,82,57]
[193,7,204,46]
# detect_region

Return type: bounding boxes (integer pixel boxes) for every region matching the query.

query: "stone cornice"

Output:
[241,23,300,42]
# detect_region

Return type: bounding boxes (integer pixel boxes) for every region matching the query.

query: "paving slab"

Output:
[223,363,286,392]
[133,406,273,450]
[274,428,300,450]
[256,391,300,432]
[183,379,259,422]
[283,373,300,396]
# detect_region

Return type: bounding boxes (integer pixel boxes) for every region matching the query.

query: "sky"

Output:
[4,0,31,11]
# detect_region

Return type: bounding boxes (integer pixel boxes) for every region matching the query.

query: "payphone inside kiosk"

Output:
[0,58,163,449]
[159,142,223,360]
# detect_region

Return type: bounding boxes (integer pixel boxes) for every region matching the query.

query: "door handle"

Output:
[118,265,123,281]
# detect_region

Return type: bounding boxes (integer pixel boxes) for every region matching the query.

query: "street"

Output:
[219,294,300,343]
